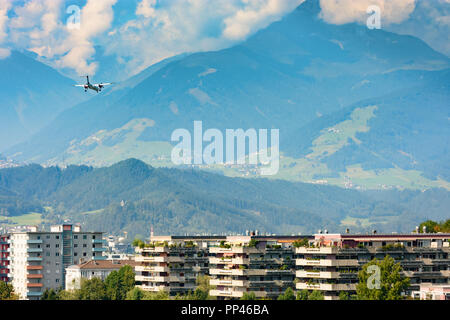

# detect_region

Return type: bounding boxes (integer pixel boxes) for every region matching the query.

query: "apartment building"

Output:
[0,234,10,283]
[209,236,301,299]
[7,224,105,300]
[412,283,450,300]
[65,259,139,291]
[295,233,450,300]
[135,236,221,296]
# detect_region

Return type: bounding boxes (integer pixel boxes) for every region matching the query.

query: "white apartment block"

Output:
[8,224,105,300]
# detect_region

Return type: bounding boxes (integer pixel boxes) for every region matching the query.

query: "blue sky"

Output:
[0,0,448,81]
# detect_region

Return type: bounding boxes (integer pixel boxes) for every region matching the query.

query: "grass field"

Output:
[0,212,43,226]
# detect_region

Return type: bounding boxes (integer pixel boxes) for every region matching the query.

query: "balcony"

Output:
[27,240,43,244]
[92,247,107,252]
[135,256,183,263]
[136,275,169,283]
[296,270,341,279]
[210,247,259,254]
[296,282,356,291]
[296,247,339,254]
[137,285,170,292]
[27,257,43,262]
[27,248,43,253]
[27,265,43,270]
[210,279,249,287]
[27,283,43,288]
[135,256,166,263]
[135,266,169,273]
[92,256,107,261]
[136,247,169,253]
[27,274,43,279]
[209,257,250,265]
[27,292,43,297]
[92,239,106,244]
[296,258,359,267]
[209,268,268,276]
[136,275,186,283]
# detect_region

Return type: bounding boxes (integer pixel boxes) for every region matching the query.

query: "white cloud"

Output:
[223,0,305,40]
[106,0,305,78]
[5,0,116,75]
[0,0,12,58]
[319,0,416,25]
[56,0,117,75]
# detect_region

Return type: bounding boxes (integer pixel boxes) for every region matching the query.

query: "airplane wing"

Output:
[74,85,86,87]
[95,83,113,87]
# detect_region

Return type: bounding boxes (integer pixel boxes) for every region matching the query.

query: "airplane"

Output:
[75,76,113,93]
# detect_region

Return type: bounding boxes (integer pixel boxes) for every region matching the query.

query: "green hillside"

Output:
[0,159,448,239]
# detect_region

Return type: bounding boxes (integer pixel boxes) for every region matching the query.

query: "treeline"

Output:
[418,219,450,233]
[0,159,449,237]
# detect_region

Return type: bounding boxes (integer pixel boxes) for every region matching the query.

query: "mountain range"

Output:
[0,51,88,150]
[2,0,449,191]
[0,159,448,239]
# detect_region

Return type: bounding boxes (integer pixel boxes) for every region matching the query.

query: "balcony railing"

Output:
[27,240,43,244]
[27,283,43,288]
[296,282,356,291]
[27,257,43,262]
[296,258,359,267]
[296,270,341,279]
[135,266,169,273]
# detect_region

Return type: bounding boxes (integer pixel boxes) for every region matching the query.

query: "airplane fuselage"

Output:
[84,83,102,93]
[76,76,111,93]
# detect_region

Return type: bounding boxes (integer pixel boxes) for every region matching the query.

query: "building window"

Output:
[83,244,87,248]
[74,244,78,248]
[56,244,60,248]
[74,252,78,257]
[83,235,87,240]
[83,253,87,257]
[56,236,60,240]
[74,235,78,240]
[56,253,60,256]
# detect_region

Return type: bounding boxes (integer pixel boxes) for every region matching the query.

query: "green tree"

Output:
[119,265,135,293]
[57,290,79,300]
[296,289,309,300]
[356,256,410,300]
[194,275,214,300]
[277,287,296,300]
[105,271,122,300]
[0,282,19,300]
[105,265,135,300]
[42,288,58,300]
[418,220,440,233]
[240,292,257,300]
[293,238,309,248]
[77,278,108,300]
[142,290,170,300]
[338,291,350,300]
[308,290,324,300]
[126,287,145,300]
[248,239,258,247]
